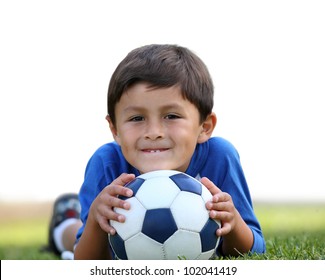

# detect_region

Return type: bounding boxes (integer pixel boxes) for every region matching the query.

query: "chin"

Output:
[138,166,185,174]
[138,166,176,174]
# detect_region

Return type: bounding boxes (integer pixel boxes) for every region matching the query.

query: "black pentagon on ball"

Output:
[200,218,220,252]
[170,173,202,195]
[109,232,128,260]
[119,178,145,200]
[142,208,178,243]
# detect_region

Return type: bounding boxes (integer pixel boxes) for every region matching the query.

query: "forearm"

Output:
[74,217,112,260]
[221,210,254,256]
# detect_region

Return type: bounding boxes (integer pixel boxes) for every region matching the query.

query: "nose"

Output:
[144,119,164,140]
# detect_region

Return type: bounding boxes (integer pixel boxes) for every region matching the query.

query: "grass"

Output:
[232,203,325,260]
[0,202,60,260]
[0,202,324,260]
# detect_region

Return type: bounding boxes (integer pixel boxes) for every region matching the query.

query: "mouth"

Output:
[141,148,169,153]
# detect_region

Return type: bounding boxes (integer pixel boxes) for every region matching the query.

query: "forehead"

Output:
[124,82,181,96]
[119,82,185,107]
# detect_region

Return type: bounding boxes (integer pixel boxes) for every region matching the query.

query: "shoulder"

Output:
[202,137,242,176]
[89,142,124,162]
[188,137,240,178]
[93,141,122,155]
[84,142,126,173]
[85,141,137,177]
[207,137,239,158]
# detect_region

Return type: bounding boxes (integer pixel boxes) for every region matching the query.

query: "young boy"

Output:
[50,44,265,259]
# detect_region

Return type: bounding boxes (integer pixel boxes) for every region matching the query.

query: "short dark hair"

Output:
[107,44,214,125]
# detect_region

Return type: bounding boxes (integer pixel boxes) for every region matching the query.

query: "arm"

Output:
[74,173,135,260]
[197,137,265,255]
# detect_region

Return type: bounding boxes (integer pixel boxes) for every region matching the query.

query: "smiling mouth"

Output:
[142,148,169,153]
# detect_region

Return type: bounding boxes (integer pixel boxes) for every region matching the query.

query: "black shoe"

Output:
[45,193,81,255]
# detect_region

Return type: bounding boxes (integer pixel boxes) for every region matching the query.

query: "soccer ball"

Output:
[109,170,220,260]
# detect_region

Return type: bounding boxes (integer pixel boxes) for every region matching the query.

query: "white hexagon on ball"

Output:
[164,230,202,260]
[136,177,180,209]
[171,191,209,232]
[125,232,164,260]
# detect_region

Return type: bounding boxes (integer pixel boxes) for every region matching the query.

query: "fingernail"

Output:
[118,215,125,222]
[123,202,130,210]
[210,210,217,217]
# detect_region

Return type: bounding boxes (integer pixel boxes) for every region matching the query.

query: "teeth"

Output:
[150,150,160,153]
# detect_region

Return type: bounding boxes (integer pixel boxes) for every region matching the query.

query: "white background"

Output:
[1,0,324,203]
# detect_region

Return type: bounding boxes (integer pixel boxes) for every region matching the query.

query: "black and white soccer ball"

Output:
[109,170,220,259]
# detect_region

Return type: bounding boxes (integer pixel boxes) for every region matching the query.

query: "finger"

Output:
[106,173,136,197]
[211,201,234,212]
[97,216,117,235]
[105,194,131,210]
[211,210,234,223]
[97,201,127,225]
[201,177,222,196]
[211,192,232,203]
[106,185,133,198]
[113,173,136,187]
[216,223,231,236]
[206,194,231,210]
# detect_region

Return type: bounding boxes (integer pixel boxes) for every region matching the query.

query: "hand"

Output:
[89,173,135,235]
[201,177,238,237]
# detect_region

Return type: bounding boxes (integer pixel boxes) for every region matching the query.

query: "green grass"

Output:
[0,217,59,260]
[0,203,324,260]
[244,203,325,260]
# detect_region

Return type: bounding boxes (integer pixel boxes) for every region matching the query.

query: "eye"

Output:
[129,115,144,122]
[165,114,181,120]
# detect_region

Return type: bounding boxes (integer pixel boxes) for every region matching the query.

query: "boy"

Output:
[50,44,265,259]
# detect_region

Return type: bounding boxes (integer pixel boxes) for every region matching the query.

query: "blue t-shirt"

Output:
[76,137,266,255]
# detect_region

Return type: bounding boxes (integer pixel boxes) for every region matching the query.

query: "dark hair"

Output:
[107,44,214,125]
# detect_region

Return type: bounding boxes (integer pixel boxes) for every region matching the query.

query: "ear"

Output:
[106,115,121,144]
[197,113,217,144]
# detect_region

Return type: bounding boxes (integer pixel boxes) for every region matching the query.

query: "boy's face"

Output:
[108,82,216,174]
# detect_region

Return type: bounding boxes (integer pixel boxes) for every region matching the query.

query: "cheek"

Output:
[116,129,139,151]
[114,124,137,141]
[172,125,202,143]
[118,140,134,163]
[118,136,132,149]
